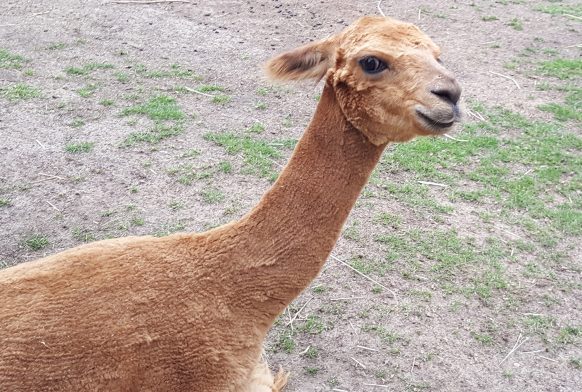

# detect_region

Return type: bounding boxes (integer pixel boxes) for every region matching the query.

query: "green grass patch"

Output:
[65,62,114,76]
[0,198,11,207]
[537,59,582,80]
[558,326,581,344]
[77,83,98,98]
[122,95,184,121]
[47,42,66,50]
[218,161,232,174]
[523,314,555,336]
[65,142,94,153]
[69,118,85,128]
[2,83,41,100]
[535,4,582,17]
[212,94,231,105]
[349,255,393,277]
[276,331,296,353]
[123,123,184,146]
[100,99,115,107]
[374,212,401,227]
[380,132,499,180]
[135,64,199,79]
[298,315,326,334]
[167,163,221,185]
[256,87,270,96]
[303,346,319,359]
[373,228,509,298]
[539,88,581,121]
[114,72,130,82]
[508,18,523,31]
[446,104,582,237]
[471,332,494,345]
[248,122,265,134]
[72,228,96,243]
[196,84,224,93]
[24,234,49,251]
[204,132,291,179]
[363,325,402,345]
[201,188,225,204]
[0,49,26,69]
[255,101,267,110]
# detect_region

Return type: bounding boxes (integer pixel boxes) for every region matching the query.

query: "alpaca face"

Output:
[266,16,462,145]
[332,16,462,144]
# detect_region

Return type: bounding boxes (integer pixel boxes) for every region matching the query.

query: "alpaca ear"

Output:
[265,36,338,81]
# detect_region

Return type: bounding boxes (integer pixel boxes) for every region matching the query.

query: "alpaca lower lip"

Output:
[416,110,455,131]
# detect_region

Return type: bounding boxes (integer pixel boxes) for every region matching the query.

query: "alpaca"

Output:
[0,16,461,391]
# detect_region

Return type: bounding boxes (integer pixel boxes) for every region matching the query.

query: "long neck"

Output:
[232,83,386,318]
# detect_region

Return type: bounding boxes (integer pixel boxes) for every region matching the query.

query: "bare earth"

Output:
[0,1,580,391]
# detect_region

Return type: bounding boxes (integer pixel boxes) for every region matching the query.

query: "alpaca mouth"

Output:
[415,108,456,133]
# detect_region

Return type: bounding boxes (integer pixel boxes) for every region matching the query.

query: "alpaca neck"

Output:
[233,83,386,319]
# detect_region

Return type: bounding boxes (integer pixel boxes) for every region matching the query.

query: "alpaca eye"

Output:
[359,56,388,74]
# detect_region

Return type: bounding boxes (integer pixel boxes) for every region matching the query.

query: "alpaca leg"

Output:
[247,362,289,392]
[272,367,289,392]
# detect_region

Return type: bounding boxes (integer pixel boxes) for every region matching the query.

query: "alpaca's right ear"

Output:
[265,36,338,82]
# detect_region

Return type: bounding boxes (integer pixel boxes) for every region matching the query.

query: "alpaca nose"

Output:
[431,79,461,106]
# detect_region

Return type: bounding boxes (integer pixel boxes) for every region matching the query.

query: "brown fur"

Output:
[0,16,460,391]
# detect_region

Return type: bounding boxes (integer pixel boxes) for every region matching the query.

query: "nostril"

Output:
[431,87,460,105]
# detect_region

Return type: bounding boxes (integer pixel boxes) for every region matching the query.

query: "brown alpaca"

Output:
[0,16,460,391]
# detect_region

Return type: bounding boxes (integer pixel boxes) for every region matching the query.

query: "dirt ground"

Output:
[1,0,580,391]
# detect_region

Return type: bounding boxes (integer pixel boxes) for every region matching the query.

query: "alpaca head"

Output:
[266,16,462,145]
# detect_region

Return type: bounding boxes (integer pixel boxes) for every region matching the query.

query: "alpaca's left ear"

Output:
[265,35,339,81]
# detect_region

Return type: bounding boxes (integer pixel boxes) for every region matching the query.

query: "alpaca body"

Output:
[0,86,382,391]
[1,16,461,391]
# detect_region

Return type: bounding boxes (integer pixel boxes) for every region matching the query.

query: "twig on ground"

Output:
[357,345,379,352]
[32,11,51,16]
[39,173,65,180]
[104,0,191,4]
[35,139,46,149]
[331,254,398,300]
[499,334,529,365]
[466,108,486,122]
[285,298,312,327]
[349,320,358,335]
[286,307,294,332]
[411,357,416,373]
[268,158,284,169]
[538,355,557,363]
[489,71,521,89]
[377,0,385,17]
[330,296,366,301]
[363,383,389,388]
[181,86,213,97]
[298,345,311,355]
[564,14,582,21]
[46,201,61,213]
[351,357,367,369]
[417,180,448,188]
[444,134,468,142]
[332,389,349,392]
[501,229,521,239]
